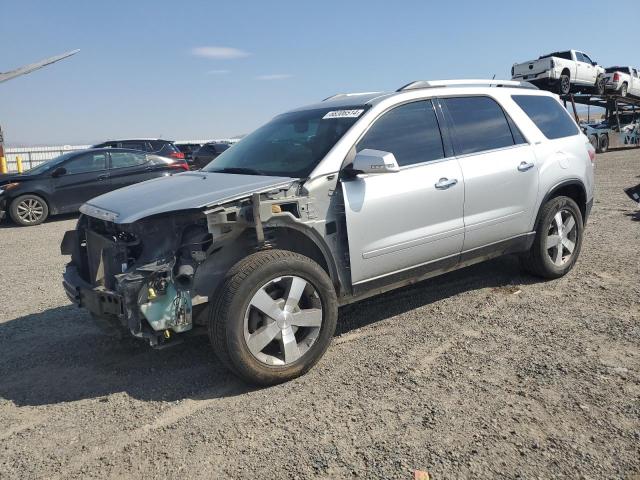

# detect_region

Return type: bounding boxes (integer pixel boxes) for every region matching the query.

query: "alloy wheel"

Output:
[244,275,323,366]
[16,198,45,224]
[546,209,578,266]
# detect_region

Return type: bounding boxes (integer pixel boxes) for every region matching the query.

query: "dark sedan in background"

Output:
[0,148,188,226]
[191,142,230,169]
[92,138,185,160]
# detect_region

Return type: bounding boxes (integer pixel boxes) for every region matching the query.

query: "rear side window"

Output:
[120,141,149,152]
[357,100,444,167]
[441,96,516,155]
[110,152,148,169]
[512,95,579,140]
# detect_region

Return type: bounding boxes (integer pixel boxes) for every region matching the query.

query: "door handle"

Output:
[435,178,458,189]
[517,161,535,172]
[97,174,109,181]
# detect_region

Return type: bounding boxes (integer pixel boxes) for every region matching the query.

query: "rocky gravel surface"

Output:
[0,149,638,479]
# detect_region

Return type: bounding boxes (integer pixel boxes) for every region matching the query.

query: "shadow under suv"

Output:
[62,79,595,385]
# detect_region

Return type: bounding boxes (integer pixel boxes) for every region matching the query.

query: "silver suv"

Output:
[62,80,595,385]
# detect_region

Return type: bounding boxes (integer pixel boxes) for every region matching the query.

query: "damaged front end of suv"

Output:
[61,173,324,346]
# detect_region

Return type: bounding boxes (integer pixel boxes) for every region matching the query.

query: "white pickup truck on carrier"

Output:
[604,66,640,98]
[512,50,605,96]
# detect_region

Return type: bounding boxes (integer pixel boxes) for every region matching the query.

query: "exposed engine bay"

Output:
[61,179,345,347]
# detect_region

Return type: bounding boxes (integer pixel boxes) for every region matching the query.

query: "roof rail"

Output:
[396,79,538,92]
[322,91,381,101]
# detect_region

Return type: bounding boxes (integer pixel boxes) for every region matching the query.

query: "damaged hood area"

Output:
[80,171,294,224]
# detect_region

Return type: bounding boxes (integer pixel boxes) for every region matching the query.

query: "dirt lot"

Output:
[0,149,638,479]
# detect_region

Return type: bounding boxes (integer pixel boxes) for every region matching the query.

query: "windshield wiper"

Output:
[209,167,265,176]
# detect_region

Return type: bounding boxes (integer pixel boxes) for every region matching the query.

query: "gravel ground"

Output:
[0,149,638,479]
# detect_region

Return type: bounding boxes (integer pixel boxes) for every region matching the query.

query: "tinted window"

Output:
[64,152,107,174]
[507,115,527,144]
[575,52,586,62]
[356,100,444,167]
[582,53,594,64]
[512,95,579,139]
[214,144,230,153]
[120,141,150,152]
[110,152,148,169]
[442,97,515,155]
[605,67,630,74]
[541,51,572,61]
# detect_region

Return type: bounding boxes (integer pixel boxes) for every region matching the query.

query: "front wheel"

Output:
[593,75,606,96]
[521,196,584,279]
[9,194,49,226]
[209,249,338,385]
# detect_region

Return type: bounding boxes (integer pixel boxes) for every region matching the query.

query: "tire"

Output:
[9,194,49,226]
[520,196,584,279]
[558,74,571,95]
[593,75,605,96]
[620,83,628,97]
[209,249,338,385]
[597,134,609,154]
[588,134,598,151]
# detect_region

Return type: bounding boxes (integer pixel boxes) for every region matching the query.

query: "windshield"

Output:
[23,152,75,175]
[203,106,367,177]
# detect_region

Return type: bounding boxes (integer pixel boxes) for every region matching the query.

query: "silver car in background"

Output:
[62,79,595,385]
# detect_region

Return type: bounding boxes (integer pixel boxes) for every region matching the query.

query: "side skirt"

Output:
[340,232,535,306]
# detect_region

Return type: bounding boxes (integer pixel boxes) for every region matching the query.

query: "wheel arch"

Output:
[561,67,571,78]
[535,179,587,228]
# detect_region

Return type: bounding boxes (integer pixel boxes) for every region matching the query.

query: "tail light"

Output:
[169,160,189,171]
[613,73,620,82]
[169,151,185,159]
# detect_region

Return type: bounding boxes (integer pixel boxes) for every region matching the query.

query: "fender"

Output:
[533,178,587,229]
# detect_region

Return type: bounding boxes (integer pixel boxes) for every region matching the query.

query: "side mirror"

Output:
[51,166,67,178]
[351,149,400,175]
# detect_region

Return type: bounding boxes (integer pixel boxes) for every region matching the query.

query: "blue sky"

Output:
[0,0,627,145]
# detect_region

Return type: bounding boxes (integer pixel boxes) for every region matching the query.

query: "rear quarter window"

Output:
[511,95,579,140]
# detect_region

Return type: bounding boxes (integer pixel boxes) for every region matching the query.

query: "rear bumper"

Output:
[63,263,124,317]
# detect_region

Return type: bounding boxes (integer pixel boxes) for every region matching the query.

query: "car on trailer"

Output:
[512,50,605,96]
[604,66,640,98]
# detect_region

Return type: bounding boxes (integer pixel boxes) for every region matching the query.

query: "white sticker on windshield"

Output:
[322,109,365,119]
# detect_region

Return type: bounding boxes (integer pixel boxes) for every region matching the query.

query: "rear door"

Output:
[50,151,110,212]
[108,150,161,191]
[341,100,465,285]
[440,96,539,252]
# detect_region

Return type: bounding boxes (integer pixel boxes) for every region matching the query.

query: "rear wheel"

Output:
[588,134,598,151]
[558,74,571,95]
[521,196,583,279]
[620,82,628,97]
[9,194,49,226]
[209,249,338,385]
[597,134,609,154]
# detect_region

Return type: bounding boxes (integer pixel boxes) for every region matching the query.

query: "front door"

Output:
[440,96,540,251]
[341,100,465,286]
[51,151,110,212]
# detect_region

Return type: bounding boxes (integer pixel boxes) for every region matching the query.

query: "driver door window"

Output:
[64,152,107,174]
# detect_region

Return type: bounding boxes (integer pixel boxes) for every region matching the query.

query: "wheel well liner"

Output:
[561,68,571,78]
[536,180,587,226]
